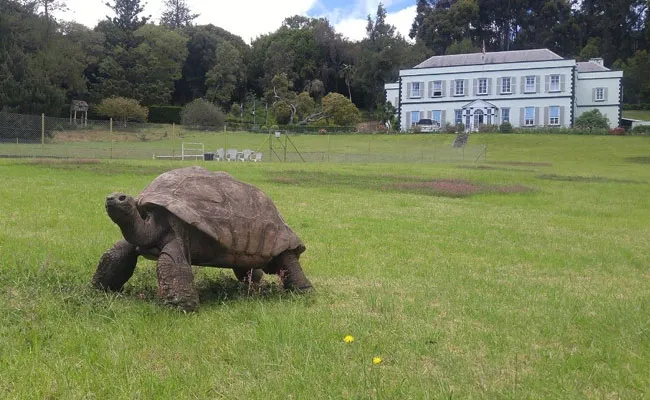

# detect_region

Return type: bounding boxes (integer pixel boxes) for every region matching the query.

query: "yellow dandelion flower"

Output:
[372,357,382,365]
[343,335,354,343]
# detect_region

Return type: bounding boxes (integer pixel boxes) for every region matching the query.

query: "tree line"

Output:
[1,0,649,124]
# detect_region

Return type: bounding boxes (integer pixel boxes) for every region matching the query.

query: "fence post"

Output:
[41,113,45,155]
[172,123,175,159]
[110,118,113,159]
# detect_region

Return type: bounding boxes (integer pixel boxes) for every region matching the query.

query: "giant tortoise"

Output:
[92,166,312,311]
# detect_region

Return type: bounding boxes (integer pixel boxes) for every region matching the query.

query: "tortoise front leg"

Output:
[274,251,313,292]
[156,239,199,312]
[93,240,138,291]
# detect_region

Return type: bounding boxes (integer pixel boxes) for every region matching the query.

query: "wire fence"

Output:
[0,112,487,164]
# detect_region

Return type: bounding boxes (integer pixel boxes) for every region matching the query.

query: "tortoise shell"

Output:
[136,166,305,258]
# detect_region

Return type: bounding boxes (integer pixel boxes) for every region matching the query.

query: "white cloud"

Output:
[54,0,414,44]
[332,5,416,42]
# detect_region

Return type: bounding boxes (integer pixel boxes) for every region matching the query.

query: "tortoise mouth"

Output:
[105,193,136,220]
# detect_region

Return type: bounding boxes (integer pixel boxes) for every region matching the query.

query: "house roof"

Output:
[576,62,609,72]
[413,49,564,69]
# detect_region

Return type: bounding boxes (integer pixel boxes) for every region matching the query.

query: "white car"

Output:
[416,118,440,132]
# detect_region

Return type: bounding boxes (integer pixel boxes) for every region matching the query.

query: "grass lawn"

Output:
[0,135,649,398]
[622,109,650,120]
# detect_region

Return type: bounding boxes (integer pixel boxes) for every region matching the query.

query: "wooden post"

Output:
[110,118,113,159]
[41,113,45,154]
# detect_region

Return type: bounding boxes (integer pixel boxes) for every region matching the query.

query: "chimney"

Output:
[589,57,604,67]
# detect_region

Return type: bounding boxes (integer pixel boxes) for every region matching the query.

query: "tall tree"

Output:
[160,0,198,29]
[104,0,149,33]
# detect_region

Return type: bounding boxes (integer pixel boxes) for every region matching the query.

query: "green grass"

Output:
[623,109,650,120]
[1,135,650,398]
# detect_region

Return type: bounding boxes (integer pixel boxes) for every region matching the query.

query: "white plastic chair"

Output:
[239,149,254,161]
[252,152,263,162]
[225,148,238,161]
[214,148,225,161]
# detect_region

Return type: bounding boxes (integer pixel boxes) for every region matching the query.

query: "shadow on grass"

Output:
[457,165,539,173]
[268,170,533,198]
[625,156,650,164]
[487,160,553,167]
[537,174,647,184]
[25,159,174,176]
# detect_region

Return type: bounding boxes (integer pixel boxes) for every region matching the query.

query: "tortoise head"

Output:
[105,192,139,225]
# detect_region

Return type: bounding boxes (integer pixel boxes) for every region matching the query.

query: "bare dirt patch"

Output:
[390,179,532,197]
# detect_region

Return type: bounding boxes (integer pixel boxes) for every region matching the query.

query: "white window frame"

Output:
[478,78,488,95]
[501,77,511,94]
[595,87,605,101]
[524,107,535,126]
[411,82,422,98]
[455,80,464,96]
[550,75,560,92]
[549,106,560,125]
[411,111,420,126]
[455,109,463,125]
[525,76,536,93]
[432,81,443,97]
[502,108,510,123]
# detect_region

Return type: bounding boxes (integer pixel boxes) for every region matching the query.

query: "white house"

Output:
[385,49,623,132]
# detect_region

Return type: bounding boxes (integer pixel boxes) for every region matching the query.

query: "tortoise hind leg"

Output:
[93,240,138,291]
[233,268,263,285]
[156,239,199,312]
[271,251,313,292]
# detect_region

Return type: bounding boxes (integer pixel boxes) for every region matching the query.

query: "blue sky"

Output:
[55,0,417,44]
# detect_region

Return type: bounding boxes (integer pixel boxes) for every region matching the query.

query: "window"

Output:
[525,76,536,93]
[502,108,510,123]
[501,77,511,94]
[478,78,488,95]
[432,110,442,125]
[524,107,535,126]
[455,109,463,125]
[455,80,464,96]
[549,106,560,125]
[411,111,420,126]
[411,82,422,98]
[550,75,560,92]
[432,81,443,97]
[595,88,605,101]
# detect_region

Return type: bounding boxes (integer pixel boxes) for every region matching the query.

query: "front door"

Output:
[473,110,484,130]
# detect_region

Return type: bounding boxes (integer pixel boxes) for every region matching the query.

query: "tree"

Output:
[95,96,148,126]
[574,109,610,133]
[205,39,244,107]
[160,0,198,29]
[180,98,224,128]
[614,50,650,104]
[322,92,360,126]
[105,0,149,33]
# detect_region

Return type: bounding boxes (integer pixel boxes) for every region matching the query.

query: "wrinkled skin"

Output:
[92,168,312,312]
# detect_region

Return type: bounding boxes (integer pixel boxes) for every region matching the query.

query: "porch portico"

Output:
[461,99,498,131]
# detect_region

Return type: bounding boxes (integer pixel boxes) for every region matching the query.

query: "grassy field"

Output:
[623,110,650,121]
[1,135,649,398]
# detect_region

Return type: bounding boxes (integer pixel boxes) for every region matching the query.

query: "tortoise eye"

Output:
[119,195,126,201]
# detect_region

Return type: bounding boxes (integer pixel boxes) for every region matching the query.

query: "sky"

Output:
[53,0,417,43]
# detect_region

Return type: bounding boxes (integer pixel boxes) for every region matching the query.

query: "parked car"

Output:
[416,118,440,132]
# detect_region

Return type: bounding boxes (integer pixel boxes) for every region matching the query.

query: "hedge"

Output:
[148,106,182,124]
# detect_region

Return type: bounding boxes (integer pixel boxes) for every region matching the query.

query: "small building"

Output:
[385,49,622,132]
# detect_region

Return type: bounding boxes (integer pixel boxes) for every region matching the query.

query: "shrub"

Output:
[322,93,361,126]
[273,101,293,125]
[95,97,149,127]
[455,123,465,133]
[631,125,650,135]
[180,99,225,129]
[574,109,610,134]
[499,122,513,133]
[608,127,626,135]
[444,122,457,133]
[478,123,499,133]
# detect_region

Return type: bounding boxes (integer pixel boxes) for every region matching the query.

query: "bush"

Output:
[608,127,626,135]
[499,122,513,133]
[574,109,610,134]
[631,125,650,135]
[148,106,182,124]
[478,123,499,133]
[322,93,360,126]
[444,122,457,133]
[95,97,149,127]
[180,99,225,129]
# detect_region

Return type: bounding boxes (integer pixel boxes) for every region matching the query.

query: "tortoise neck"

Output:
[115,208,164,247]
